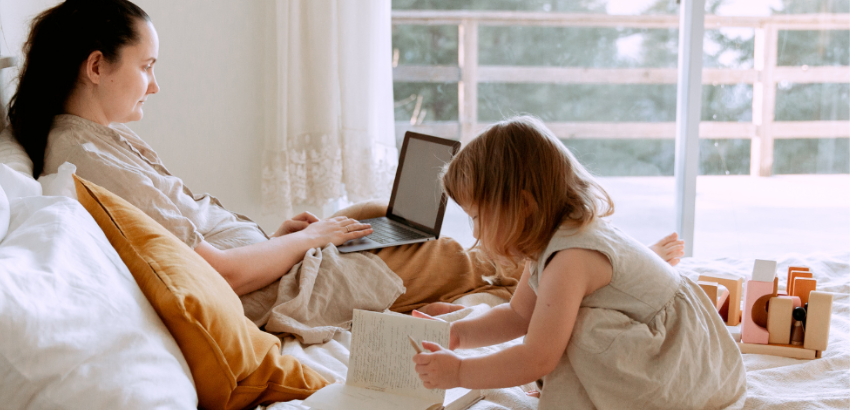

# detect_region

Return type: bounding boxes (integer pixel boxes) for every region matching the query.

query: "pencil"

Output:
[408,335,423,353]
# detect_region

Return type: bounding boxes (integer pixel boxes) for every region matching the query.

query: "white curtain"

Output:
[262,0,398,217]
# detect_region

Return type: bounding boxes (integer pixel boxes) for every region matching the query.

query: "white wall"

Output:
[132,0,279,232]
[1,0,286,232]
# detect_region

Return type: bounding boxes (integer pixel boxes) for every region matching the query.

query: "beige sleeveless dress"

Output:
[528,218,746,410]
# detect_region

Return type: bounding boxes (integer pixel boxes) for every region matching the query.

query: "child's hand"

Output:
[412,310,461,350]
[412,341,462,389]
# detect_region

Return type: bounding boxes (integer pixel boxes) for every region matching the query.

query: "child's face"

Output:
[461,204,480,239]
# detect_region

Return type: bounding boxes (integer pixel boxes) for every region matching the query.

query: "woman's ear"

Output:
[83,50,106,85]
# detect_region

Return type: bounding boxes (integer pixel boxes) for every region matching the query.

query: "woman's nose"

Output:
[149,76,160,94]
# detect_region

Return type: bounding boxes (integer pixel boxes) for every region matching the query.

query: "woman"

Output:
[9,0,530,318]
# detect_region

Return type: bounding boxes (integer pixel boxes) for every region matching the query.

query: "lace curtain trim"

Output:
[261,132,397,217]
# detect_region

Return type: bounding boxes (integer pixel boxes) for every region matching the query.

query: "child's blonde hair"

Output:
[442,116,614,265]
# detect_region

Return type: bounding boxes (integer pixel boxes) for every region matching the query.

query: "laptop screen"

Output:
[390,136,457,231]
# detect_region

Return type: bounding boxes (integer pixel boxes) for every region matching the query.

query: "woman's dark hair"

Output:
[8,0,149,177]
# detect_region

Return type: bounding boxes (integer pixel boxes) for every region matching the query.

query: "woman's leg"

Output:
[333,201,523,313]
[330,200,388,221]
[374,238,521,312]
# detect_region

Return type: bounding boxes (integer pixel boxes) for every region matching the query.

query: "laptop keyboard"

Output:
[362,218,429,244]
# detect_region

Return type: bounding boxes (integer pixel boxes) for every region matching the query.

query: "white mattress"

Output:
[261,252,850,410]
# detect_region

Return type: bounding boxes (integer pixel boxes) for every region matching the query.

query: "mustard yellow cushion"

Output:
[73,176,328,409]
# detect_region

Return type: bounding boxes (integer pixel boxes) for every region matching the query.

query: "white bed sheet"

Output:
[262,253,849,410]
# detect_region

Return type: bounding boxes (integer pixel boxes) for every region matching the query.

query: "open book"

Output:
[303,309,484,410]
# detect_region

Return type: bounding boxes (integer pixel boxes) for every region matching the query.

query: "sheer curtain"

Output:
[262,0,397,218]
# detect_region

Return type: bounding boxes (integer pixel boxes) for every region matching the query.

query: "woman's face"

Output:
[97,20,160,124]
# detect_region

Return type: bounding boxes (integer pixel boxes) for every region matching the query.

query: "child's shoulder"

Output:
[546,217,614,249]
[535,218,617,272]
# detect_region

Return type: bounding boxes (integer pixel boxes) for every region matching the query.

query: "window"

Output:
[392,0,849,256]
[693,0,849,257]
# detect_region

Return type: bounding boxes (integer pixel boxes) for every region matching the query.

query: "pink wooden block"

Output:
[742,279,773,344]
[790,295,802,309]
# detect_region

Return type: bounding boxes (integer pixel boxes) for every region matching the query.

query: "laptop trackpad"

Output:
[341,237,372,247]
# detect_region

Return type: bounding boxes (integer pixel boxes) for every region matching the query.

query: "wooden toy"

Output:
[767,296,794,345]
[737,262,833,360]
[790,320,805,346]
[698,275,743,326]
[788,270,813,296]
[750,276,779,328]
[793,306,807,328]
[792,277,817,306]
[804,291,833,352]
[785,266,809,294]
[742,260,777,344]
[737,342,816,360]
[753,259,777,282]
[698,281,729,311]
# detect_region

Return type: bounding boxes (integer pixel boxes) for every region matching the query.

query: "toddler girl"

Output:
[412,116,746,409]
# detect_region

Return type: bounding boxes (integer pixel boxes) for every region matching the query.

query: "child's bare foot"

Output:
[417,302,465,316]
[649,232,685,266]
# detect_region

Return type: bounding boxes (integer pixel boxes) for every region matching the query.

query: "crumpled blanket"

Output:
[240,244,405,344]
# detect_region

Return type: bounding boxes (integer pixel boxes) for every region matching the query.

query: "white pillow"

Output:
[0,127,33,176]
[0,183,8,242]
[38,162,78,199]
[0,196,197,409]
[0,163,41,199]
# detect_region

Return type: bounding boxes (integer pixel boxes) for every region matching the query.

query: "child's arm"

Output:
[447,262,537,350]
[413,248,611,390]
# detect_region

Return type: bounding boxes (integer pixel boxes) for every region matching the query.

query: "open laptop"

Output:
[337,131,460,253]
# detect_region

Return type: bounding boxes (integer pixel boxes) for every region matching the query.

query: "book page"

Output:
[347,309,450,403]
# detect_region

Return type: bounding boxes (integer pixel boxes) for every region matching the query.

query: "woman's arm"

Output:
[414,248,612,390]
[448,262,537,350]
[196,216,372,295]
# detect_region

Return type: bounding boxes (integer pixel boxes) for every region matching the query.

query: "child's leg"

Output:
[650,232,686,266]
[374,238,522,313]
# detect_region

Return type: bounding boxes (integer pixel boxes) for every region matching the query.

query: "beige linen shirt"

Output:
[43,114,267,250]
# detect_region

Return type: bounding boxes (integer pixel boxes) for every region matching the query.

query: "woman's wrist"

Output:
[280,230,323,251]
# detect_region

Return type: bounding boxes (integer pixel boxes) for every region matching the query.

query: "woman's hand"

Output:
[298,216,372,247]
[271,212,320,237]
[412,310,461,350]
[413,341,463,390]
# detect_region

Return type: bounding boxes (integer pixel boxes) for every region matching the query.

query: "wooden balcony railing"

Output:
[392,11,850,176]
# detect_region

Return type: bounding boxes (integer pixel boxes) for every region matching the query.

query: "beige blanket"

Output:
[240,244,405,344]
